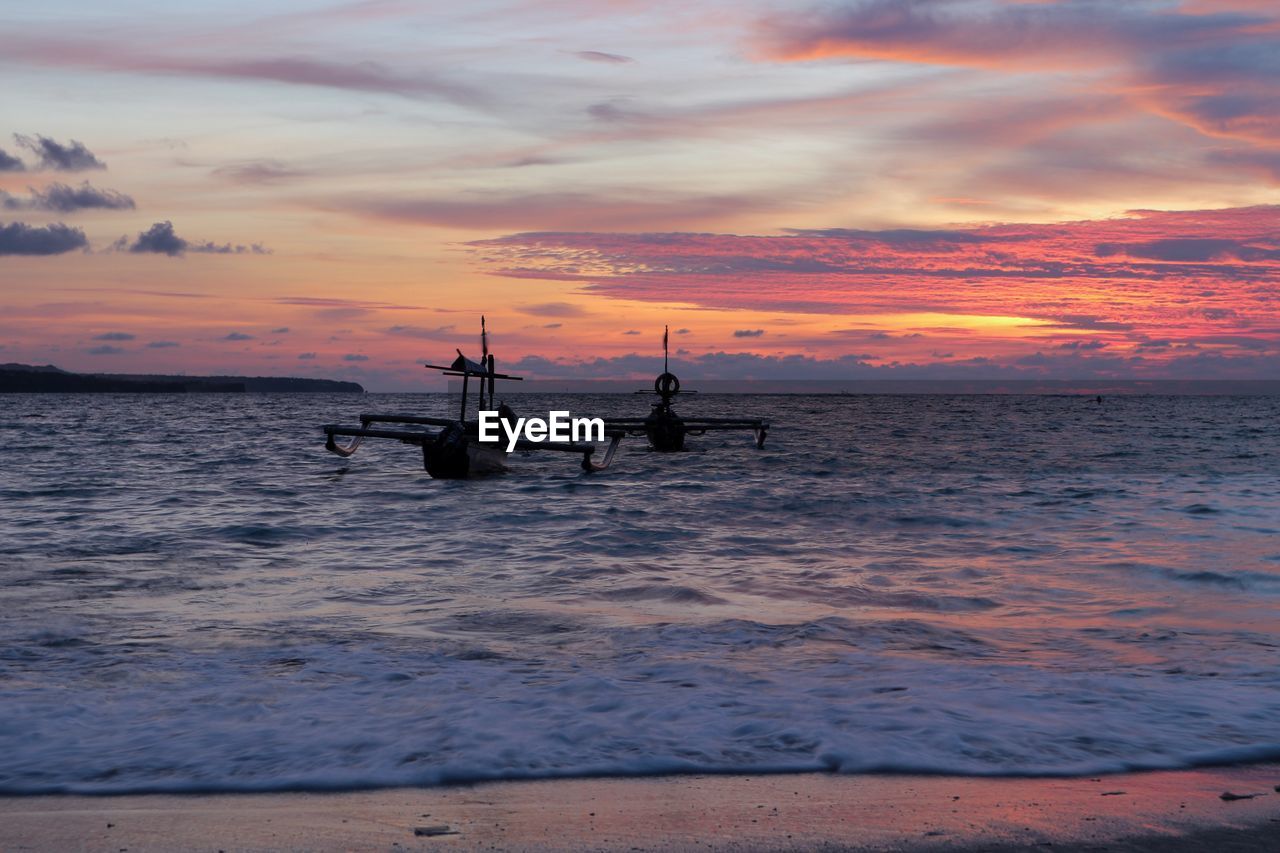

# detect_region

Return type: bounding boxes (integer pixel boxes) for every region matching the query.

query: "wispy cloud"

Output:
[274,296,426,310]
[13,134,106,171]
[211,159,309,184]
[346,190,774,231]
[0,37,487,108]
[516,302,589,318]
[385,324,457,340]
[2,181,134,213]
[189,56,485,105]
[572,50,633,64]
[753,0,1280,149]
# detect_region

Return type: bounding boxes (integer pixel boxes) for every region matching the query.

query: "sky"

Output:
[1,0,1277,390]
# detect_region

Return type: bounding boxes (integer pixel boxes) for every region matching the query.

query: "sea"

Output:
[1,392,1278,794]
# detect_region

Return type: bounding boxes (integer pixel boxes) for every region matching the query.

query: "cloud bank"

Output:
[472,205,1280,375]
[2,181,134,213]
[0,221,88,255]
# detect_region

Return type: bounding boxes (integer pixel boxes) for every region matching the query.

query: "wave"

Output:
[3,624,1279,796]
[3,393,1280,797]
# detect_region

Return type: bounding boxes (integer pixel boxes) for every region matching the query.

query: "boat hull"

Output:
[645,410,686,452]
[464,441,508,475]
[423,422,507,478]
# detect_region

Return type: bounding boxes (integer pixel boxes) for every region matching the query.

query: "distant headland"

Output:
[0,364,364,394]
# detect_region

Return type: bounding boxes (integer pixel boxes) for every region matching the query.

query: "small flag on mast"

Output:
[481,315,489,359]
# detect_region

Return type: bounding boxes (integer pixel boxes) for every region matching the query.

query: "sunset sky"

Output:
[2,0,1277,390]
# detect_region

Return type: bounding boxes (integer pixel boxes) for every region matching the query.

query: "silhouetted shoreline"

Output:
[0,364,363,394]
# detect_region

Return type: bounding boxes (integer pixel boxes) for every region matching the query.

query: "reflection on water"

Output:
[0,392,1278,792]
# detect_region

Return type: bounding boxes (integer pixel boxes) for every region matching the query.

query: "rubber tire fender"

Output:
[654,372,680,396]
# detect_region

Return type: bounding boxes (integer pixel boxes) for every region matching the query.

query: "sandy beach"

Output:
[2,765,1278,852]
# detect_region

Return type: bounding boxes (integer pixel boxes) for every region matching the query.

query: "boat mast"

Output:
[482,315,493,410]
[458,349,469,422]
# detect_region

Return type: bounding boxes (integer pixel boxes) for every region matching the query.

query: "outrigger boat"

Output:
[322,319,623,478]
[601,326,768,452]
[322,322,768,477]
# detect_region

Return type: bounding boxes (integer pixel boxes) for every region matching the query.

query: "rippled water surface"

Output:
[2,392,1279,793]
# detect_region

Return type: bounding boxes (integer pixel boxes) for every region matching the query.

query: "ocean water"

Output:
[1,392,1279,794]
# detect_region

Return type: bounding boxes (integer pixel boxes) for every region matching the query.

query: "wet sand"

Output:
[1,765,1277,851]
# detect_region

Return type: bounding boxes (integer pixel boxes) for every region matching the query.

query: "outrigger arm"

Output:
[600,416,769,449]
[322,416,624,472]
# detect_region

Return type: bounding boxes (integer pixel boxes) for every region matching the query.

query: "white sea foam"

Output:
[1,392,1278,793]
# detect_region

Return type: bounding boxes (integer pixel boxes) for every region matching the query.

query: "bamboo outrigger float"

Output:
[322,319,622,478]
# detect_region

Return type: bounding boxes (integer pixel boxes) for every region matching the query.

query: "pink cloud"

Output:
[470,205,1280,375]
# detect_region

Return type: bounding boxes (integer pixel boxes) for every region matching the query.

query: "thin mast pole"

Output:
[481,315,491,411]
